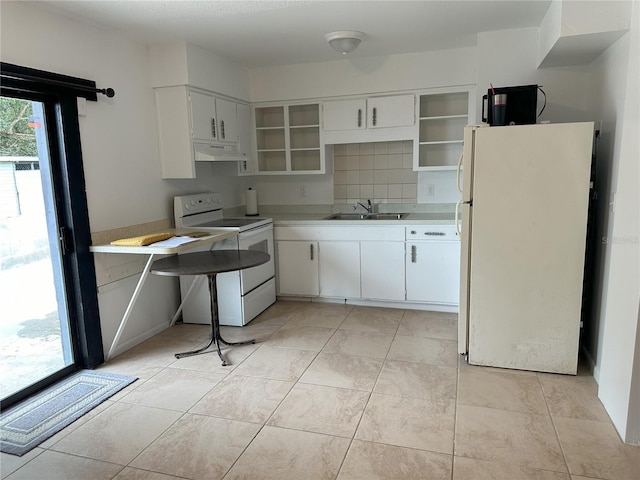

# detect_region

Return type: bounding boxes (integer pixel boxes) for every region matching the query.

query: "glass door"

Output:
[0,95,76,403]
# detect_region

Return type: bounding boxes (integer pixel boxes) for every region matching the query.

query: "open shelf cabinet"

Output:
[415,90,470,170]
[254,103,324,174]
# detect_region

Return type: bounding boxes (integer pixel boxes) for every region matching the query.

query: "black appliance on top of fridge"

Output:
[482,84,541,126]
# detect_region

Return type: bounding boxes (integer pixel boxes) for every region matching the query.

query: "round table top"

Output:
[150,250,270,277]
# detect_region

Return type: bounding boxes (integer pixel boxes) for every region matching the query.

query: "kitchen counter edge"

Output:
[269,213,456,225]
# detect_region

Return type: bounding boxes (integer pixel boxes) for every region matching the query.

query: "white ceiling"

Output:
[40,0,553,68]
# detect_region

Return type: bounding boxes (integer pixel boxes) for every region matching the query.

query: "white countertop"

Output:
[90,229,237,255]
[269,212,456,225]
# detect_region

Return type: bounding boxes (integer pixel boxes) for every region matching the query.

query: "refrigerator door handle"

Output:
[456,200,472,237]
[456,152,464,193]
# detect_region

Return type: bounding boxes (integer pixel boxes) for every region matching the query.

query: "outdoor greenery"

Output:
[0,96,38,156]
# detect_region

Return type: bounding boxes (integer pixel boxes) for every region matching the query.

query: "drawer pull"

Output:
[357,109,362,127]
[411,244,417,263]
[425,231,446,236]
[310,243,314,261]
[211,118,216,138]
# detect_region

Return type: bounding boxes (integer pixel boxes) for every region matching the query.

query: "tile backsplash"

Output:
[333,141,417,205]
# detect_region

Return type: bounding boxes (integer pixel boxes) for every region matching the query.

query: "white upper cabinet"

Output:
[214,97,238,143]
[190,91,217,141]
[190,91,238,143]
[237,103,253,174]
[322,99,367,131]
[154,85,248,179]
[322,94,416,144]
[414,87,472,171]
[253,102,324,175]
[367,94,416,129]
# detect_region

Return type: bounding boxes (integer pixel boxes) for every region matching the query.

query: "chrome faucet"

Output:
[355,199,373,213]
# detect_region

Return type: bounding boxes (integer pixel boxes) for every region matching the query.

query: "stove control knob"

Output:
[184,203,190,210]
[190,200,196,206]
[206,198,212,204]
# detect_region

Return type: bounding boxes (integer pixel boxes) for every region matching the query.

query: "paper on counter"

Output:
[149,236,201,248]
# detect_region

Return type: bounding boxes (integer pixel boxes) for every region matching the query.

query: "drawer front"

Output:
[405,225,458,241]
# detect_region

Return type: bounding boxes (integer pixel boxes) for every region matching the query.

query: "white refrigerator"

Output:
[456,122,594,374]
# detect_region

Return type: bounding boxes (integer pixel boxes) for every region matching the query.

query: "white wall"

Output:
[587,0,639,444]
[476,27,591,123]
[249,47,478,206]
[186,43,251,101]
[0,1,250,359]
[250,28,593,207]
[249,48,477,103]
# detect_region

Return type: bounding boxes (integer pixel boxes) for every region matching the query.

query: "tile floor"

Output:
[2,301,638,480]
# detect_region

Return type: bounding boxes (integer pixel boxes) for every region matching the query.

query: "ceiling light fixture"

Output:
[325,31,366,55]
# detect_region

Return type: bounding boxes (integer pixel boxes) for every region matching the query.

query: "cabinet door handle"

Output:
[310,243,314,261]
[411,245,417,263]
[221,120,225,139]
[372,107,377,126]
[357,109,362,127]
[211,118,216,138]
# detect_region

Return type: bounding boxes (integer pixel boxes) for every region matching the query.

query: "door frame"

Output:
[1,67,103,409]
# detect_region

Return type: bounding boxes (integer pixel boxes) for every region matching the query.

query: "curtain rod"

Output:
[1,62,115,100]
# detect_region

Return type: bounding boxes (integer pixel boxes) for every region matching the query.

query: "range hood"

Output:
[193,142,247,162]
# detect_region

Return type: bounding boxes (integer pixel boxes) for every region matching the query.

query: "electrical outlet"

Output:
[299,186,306,198]
[426,184,436,196]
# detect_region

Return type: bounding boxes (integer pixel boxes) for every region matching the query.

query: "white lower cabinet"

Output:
[275,224,459,306]
[405,226,460,304]
[361,241,406,301]
[319,241,361,298]
[275,225,406,301]
[276,241,319,296]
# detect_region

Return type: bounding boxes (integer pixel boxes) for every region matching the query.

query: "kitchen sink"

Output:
[324,213,407,220]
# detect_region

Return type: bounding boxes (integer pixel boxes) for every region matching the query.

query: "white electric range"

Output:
[174,192,275,326]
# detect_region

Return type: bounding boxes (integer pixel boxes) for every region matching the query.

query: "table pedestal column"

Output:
[174,274,256,366]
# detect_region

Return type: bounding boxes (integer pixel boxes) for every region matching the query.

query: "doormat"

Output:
[0,369,137,456]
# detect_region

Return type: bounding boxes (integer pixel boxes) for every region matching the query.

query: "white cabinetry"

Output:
[154,85,248,179]
[414,88,472,171]
[276,241,319,295]
[237,103,253,174]
[275,224,459,307]
[254,103,324,174]
[319,241,361,298]
[361,241,406,301]
[274,225,404,301]
[322,99,367,131]
[405,226,460,304]
[367,95,416,129]
[214,97,238,143]
[322,94,415,144]
[185,90,238,143]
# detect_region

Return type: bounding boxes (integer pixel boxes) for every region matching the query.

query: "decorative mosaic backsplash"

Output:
[333,140,417,205]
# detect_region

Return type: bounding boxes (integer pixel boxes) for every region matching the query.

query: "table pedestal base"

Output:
[174,274,255,366]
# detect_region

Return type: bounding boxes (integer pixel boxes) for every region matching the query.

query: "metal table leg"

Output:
[106,254,156,361]
[174,273,255,366]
